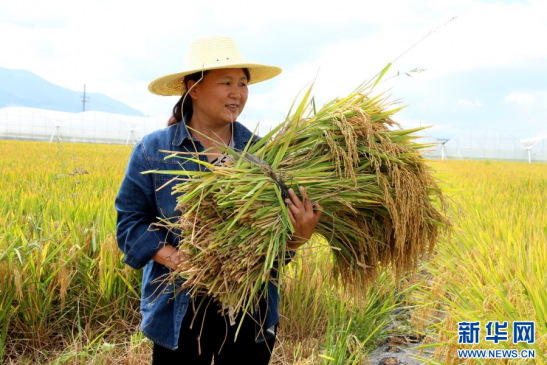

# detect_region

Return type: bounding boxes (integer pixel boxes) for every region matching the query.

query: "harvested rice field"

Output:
[0,140,545,364]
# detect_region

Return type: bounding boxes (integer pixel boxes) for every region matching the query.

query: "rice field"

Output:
[0,140,545,364]
[412,160,547,364]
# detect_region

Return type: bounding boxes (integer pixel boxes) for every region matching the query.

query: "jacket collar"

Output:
[173,114,259,150]
[172,114,196,147]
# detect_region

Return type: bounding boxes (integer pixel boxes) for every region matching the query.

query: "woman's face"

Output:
[189,68,249,125]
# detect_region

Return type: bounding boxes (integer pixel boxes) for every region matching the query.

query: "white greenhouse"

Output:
[1,107,546,162]
[0,107,167,145]
[442,130,528,161]
[383,130,547,163]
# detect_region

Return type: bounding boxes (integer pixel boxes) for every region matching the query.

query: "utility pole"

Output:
[81,84,89,111]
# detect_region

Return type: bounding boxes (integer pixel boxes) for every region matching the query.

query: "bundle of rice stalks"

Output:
[157,82,448,321]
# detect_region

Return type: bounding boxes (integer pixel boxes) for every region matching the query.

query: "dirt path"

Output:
[366,334,434,365]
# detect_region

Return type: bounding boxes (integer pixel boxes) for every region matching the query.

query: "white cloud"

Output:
[505,92,538,105]
[1,0,547,140]
[238,0,547,124]
[2,0,544,95]
[458,99,483,107]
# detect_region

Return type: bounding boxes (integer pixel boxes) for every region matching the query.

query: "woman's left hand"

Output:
[285,186,322,250]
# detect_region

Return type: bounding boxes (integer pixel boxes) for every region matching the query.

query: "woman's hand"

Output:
[285,186,323,250]
[152,245,190,271]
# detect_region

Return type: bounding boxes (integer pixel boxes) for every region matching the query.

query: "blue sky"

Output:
[0,0,545,139]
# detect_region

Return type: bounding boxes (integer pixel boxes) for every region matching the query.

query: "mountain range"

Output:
[0,67,144,117]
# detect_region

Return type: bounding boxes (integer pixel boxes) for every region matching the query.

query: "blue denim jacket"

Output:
[115,118,286,350]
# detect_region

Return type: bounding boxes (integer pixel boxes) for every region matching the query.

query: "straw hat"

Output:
[148,35,282,96]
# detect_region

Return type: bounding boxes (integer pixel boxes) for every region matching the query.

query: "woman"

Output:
[115,35,322,364]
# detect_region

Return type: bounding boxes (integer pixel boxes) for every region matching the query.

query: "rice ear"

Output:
[157,83,449,320]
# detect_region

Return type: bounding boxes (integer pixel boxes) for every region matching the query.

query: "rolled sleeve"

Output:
[115,142,168,270]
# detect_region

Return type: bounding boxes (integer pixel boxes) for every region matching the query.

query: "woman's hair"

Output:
[167,68,251,126]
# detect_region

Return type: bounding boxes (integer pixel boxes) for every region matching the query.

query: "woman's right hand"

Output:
[152,245,189,271]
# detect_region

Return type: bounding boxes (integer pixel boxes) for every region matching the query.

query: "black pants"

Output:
[152,296,276,364]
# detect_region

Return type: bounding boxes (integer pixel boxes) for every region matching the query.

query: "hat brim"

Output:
[148,63,282,96]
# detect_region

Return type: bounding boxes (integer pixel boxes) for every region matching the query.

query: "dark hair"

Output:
[167,68,251,126]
